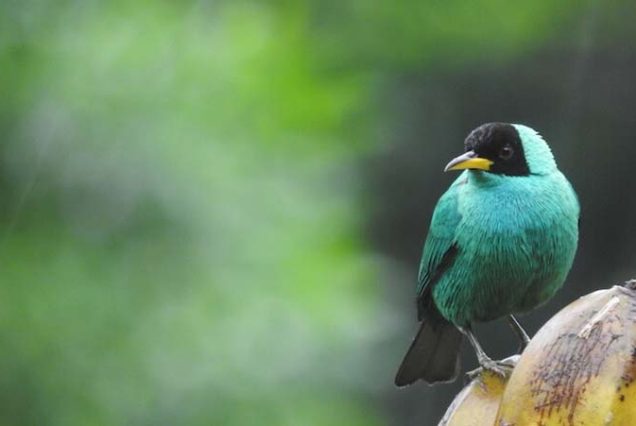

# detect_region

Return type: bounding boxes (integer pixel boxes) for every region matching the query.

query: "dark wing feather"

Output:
[394,309,462,386]
[395,177,465,386]
[415,178,463,318]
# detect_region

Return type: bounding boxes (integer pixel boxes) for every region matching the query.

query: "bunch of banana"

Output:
[439,280,636,426]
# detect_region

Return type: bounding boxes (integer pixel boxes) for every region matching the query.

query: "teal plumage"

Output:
[395,123,579,386]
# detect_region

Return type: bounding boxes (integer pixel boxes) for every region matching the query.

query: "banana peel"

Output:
[438,279,636,426]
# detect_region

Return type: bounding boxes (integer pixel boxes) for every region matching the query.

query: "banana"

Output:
[495,280,636,426]
[436,280,636,425]
[438,356,518,426]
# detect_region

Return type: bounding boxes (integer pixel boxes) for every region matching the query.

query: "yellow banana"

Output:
[496,280,636,426]
[436,280,636,425]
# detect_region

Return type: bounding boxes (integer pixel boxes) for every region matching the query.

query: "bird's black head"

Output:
[463,123,530,176]
[445,123,531,176]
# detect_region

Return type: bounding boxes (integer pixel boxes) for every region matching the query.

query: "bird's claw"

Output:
[466,358,516,381]
[516,336,531,354]
[466,364,508,381]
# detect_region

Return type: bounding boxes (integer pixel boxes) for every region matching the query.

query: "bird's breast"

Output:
[433,174,579,326]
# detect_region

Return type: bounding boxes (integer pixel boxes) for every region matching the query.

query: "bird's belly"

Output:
[432,223,577,327]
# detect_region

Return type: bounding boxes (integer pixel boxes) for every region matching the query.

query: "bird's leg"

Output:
[507,314,531,352]
[459,325,514,380]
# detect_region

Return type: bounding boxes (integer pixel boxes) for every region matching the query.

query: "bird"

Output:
[394,122,579,387]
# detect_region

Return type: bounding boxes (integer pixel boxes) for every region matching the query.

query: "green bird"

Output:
[394,123,579,386]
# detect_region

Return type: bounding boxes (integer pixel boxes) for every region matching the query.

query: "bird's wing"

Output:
[395,176,465,385]
[415,176,464,320]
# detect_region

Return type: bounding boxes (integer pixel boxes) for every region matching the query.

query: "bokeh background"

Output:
[2,1,636,425]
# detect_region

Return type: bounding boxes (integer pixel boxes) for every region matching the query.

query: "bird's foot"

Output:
[516,342,529,354]
[517,333,531,352]
[515,333,531,354]
[466,355,518,381]
[507,315,531,353]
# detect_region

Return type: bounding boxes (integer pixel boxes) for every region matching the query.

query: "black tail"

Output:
[394,314,462,386]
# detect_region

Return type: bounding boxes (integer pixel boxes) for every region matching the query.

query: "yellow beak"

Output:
[444,151,493,172]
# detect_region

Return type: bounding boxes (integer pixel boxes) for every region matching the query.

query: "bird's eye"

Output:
[499,145,514,160]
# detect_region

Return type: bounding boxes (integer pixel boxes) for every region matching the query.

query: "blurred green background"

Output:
[2,1,636,425]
